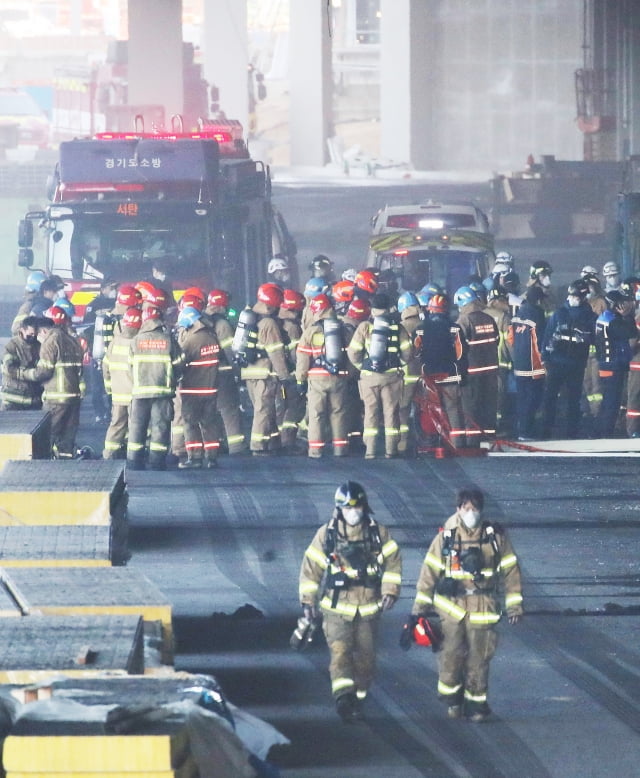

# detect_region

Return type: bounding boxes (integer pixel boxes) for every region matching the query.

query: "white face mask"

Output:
[540,275,551,288]
[606,275,619,287]
[567,295,581,307]
[343,507,364,526]
[461,508,481,529]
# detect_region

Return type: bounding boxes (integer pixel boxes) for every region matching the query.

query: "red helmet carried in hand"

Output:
[257,282,284,308]
[281,288,305,311]
[413,617,443,650]
[207,289,230,309]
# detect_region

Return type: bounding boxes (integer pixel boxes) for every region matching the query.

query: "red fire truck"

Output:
[17,121,297,316]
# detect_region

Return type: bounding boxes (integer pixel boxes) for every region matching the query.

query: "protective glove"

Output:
[280,377,296,400]
[399,614,418,651]
[296,380,308,398]
[381,594,397,612]
[303,603,318,621]
[508,613,522,625]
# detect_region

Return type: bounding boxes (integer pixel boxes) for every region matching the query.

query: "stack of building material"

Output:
[0,411,51,468]
[0,614,144,683]
[0,460,128,565]
[0,566,173,667]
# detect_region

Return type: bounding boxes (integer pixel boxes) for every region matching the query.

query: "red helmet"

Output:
[135,281,156,301]
[413,617,442,650]
[44,305,68,326]
[257,282,284,308]
[281,288,305,311]
[117,284,142,308]
[183,286,206,302]
[332,280,355,304]
[179,292,205,311]
[309,293,332,316]
[346,298,371,321]
[141,306,162,322]
[207,289,230,309]
[145,287,168,310]
[122,307,143,329]
[354,269,378,295]
[427,293,449,314]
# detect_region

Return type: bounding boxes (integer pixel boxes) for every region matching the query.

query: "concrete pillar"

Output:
[380,0,433,169]
[202,1,249,135]
[128,0,183,126]
[289,0,332,166]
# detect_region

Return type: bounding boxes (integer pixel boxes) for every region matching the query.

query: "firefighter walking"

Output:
[299,481,402,722]
[411,488,523,722]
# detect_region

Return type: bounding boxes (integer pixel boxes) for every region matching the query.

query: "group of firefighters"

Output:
[2,250,639,463]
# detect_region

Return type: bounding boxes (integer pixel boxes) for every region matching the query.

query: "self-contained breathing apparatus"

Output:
[435,523,501,598]
[312,318,345,374]
[91,312,116,360]
[321,511,384,609]
[362,313,401,373]
[233,307,292,369]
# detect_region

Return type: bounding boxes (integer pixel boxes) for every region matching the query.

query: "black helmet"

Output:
[567,279,589,299]
[487,285,508,302]
[335,481,368,509]
[501,271,520,293]
[310,254,333,272]
[605,289,632,308]
[529,260,552,279]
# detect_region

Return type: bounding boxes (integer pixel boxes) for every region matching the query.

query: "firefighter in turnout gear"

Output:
[102,307,142,458]
[278,288,306,450]
[299,481,402,722]
[19,309,85,458]
[454,286,500,445]
[347,293,413,459]
[296,293,350,457]
[126,305,184,470]
[204,289,246,454]
[1,316,43,410]
[176,306,221,468]
[411,488,523,722]
[238,283,293,455]
[397,291,423,454]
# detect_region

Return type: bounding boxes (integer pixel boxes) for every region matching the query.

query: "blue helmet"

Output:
[304,277,329,298]
[453,285,478,307]
[416,282,442,307]
[397,291,419,312]
[53,296,75,317]
[177,305,202,329]
[482,276,495,292]
[25,270,46,293]
[468,280,487,300]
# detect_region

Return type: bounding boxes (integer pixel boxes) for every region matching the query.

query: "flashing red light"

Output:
[387,214,419,229]
[393,249,410,256]
[59,183,145,193]
[95,129,233,143]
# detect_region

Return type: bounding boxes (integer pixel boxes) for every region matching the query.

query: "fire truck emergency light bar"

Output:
[95,127,234,143]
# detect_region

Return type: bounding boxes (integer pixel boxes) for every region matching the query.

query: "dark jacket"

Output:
[541,302,595,366]
[415,314,468,383]
[509,300,546,378]
[595,310,638,372]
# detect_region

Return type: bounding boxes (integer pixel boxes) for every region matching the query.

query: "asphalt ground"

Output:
[70,405,640,778]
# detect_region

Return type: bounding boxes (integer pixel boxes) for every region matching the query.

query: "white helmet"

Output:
[268,257,289,274]
[580,265,598,278]
[341,267,357,282]
[495,251,514,267]
[602,261,620,277]
[492,261,511,276]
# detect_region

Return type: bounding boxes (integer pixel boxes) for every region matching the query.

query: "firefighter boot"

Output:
[179,454,203,470]
[204,454,218,469]
[336,692,362,723]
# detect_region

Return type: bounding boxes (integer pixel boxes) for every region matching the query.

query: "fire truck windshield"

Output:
[52,214,210,284]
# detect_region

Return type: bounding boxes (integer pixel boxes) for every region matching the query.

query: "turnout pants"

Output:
[307,377,349,457]
[438,616,498,716]
[461,371,498,446]
[170,391,186,458]
[541,361,587,439]
[246,376,280,452]
[627,364,640,436]
[181,393,220,461]
[46,400,81,458]
[217,371,246,453]
[359,373,402,458]
[127,397,173,466]
[514,375,544,438]
[322,611,379,701]
[103,404,129,459]
[398,378,419,453]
